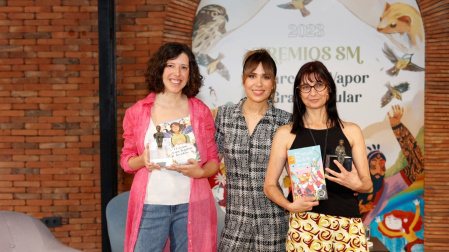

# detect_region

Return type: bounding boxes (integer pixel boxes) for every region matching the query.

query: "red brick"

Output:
[27,199,53,206]
[38,25,64,32]
[14,181,40,187]
[0,162,25,169]
[37,38,64,45]
[53,6,80,12]
[9,26,37,33]
[8,13,35,20]
[0,7,25,13]
[40,155,67,162]
[53,187,79,194]
[0,194,12,200]
[53,148,80,155]
[36,13,63,19]
[35,0,61,6]
[14,193,40,200]
[24,188,52,196]
[38,116,66,123]
[26,174,53,181]
[14,206,41,212]
[24,97,52,103]
[42,193,68,200]
[47,161,79,169]
[12,155,39,162]
[25,149,51,155]
[25,123,52,130]
[39,143,66,149]
[24,6,52,13]
[24,58,52,64]
[25,161,53,169]
[37,51,64,58]
[53,136,80,142]
[41,206,68,212]
[53,200,80,206]
[68,167,93,174]
[23,19,51,26]
[12,103,39,110]
[68,181,93,187]
[0,200,25,206]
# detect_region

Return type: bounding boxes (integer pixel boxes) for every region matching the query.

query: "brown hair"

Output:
[242,49,277,102]
[144,42,203,98]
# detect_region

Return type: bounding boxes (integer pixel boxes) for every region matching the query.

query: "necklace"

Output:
[308,127,328,158]
[242,106,267,119]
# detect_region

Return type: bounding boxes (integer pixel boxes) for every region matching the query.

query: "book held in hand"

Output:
[287,145,328,201]
[149,117,200,167]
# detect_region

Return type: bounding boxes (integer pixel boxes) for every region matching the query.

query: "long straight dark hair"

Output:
[291,61,342,134]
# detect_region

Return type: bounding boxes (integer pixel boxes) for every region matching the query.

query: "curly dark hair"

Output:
[291,61,342,134]
[144,42,203,98]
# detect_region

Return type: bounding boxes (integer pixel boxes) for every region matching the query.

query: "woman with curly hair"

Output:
[120,42,219,252]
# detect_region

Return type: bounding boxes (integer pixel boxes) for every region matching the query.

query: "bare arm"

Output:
[325,122,372,193]
[264,125,319,212]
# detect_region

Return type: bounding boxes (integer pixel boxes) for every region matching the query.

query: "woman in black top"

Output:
[264,61,373,251]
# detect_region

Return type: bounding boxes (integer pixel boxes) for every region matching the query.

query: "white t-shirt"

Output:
[143,117,192,205]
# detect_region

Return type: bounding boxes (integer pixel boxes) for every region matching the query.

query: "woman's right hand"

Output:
[142,143,161,171]
[287,197,319,213]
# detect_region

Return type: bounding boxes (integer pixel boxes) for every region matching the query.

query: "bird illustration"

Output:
[205,53,230,81]
[209,86,218,109]
[277,0,313,17]
[192,5,230,80]
[381,81,410,107]
[382,43,424,76]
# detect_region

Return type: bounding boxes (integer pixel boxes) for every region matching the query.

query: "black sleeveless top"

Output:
[289,125,361,218]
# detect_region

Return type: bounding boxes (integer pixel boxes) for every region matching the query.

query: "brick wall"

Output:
[420,1,449,250]
[0,0,101,251]
[0,0,448,251]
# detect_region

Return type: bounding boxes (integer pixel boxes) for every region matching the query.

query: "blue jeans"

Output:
[134,204,189,252]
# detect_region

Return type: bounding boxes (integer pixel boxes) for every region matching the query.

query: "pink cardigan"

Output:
[120,93,219,252]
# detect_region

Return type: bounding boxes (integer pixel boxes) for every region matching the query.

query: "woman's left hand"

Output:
[166,159,204,178]
[325,159,363,192]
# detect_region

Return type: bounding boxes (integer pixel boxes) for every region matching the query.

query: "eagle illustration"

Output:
[192,4,230,81]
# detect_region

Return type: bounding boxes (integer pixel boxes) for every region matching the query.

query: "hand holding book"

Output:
[287,145,328,201]
[165,158,203,178]
[287,196,319,213]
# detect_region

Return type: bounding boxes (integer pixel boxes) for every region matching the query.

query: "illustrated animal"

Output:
[277,0,313,17]
[381,82,410,107]
[192,4,230,81]
[382,43,424,76]
[377,2,424,48]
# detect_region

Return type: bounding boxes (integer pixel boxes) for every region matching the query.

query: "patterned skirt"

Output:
[287,212,368,252]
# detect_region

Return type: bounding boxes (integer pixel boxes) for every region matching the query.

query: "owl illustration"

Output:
[192,4,230,81]
[381,81,410,107]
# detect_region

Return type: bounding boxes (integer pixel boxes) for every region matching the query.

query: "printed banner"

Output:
[194,1,425,251]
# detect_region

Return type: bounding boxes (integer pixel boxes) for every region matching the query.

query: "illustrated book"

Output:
[149,117,200,167]
[287,145,328,201]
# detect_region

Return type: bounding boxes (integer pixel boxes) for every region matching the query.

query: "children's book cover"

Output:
[287,145,328,201]
[149,117,200,167]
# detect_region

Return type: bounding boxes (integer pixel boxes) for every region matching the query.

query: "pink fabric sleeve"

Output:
[120,106,140,174]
